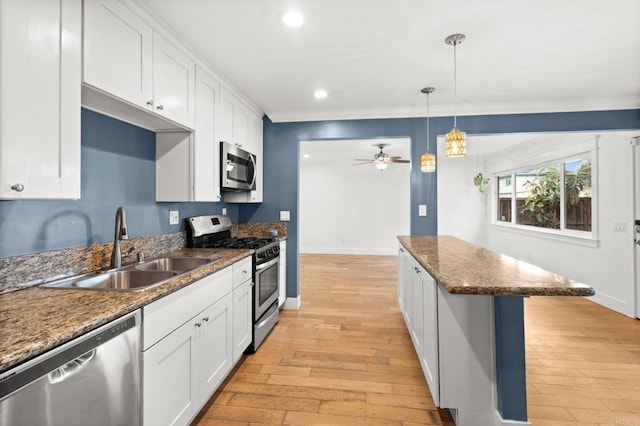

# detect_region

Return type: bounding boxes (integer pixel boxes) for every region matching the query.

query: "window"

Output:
[495,156,593,236]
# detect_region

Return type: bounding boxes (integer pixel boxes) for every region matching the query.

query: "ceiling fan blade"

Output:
[353,159,373,162]
[352,161,373,166]
[389,156,403,159]
[390,159,410,163]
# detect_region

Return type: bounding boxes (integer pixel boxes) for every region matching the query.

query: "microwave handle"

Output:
[249,154,257,189]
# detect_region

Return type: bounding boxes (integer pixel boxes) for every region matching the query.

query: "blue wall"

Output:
[240,109,640,300]
[0,109,237,258]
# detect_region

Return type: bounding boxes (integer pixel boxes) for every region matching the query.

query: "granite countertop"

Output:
[398,235,594,297]
[0,248,252,373]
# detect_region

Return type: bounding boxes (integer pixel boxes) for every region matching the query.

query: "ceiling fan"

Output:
[352,144,410,170]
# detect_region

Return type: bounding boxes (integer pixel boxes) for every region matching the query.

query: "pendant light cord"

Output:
[426,92,430,151]
[453,41,458,129]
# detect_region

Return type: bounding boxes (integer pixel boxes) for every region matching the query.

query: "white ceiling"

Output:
[300,138,411,167]
[137,0,640,122]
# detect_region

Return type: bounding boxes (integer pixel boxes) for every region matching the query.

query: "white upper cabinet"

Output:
[0,0,82,200]
[193,67,221,201]
[152,32,196,128]
[83,0,152,109]
[83,0,195,129]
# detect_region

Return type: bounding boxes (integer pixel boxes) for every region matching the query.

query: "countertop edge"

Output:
[398,236,595,297]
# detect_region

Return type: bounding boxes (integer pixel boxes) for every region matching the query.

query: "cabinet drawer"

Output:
[142,266,232,350]
[232,257,252,288]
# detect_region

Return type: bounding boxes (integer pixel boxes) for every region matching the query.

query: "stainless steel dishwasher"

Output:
[0,310,141,426]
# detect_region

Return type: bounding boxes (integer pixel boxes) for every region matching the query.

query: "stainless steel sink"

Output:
[133,257,216,273]
[42,270,177,291]
[41,256,219,291]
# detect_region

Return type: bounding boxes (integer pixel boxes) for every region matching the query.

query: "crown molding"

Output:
[267,97,640,123]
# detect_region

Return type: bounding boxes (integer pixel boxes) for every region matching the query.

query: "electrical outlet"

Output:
[169,210,179,225]
[222,207,227,216]
[419,204,427,217]
[280,211,290,221]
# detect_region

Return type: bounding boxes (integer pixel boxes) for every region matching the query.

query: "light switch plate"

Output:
[419,204,427,217]
[280,211,290,221]
[613,222,626,232]
[169,210,179,225]
[222,207,227,216]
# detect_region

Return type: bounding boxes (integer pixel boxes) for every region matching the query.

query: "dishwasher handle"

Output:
[48,349,96,384]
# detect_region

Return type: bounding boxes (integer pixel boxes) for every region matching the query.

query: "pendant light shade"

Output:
[420,86,436,173]
[444,33,466,158]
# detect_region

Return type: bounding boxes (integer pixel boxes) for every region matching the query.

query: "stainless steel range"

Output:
[186,215,279,353]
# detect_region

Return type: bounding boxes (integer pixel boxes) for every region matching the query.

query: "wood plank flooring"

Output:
[193,254,640,425]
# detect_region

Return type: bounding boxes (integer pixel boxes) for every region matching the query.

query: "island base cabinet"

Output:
[143,293,233,426]
[437,289,495,425]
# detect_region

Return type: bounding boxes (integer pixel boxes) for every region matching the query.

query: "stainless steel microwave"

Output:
[220,142,257,191]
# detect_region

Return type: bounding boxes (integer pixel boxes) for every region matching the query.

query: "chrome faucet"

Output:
[110,206,128,269]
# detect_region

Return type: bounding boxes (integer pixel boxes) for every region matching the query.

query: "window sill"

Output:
[490,222,599,248]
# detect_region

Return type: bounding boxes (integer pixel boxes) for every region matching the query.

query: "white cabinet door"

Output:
[279,241,287,307]
[0,0,81,199]
[411,263,424,358]
[199,293,233,398]
[153,32,196,128]
[232,280,252,363]
[218,88,234,145]
[83,0,152,109]
[397,246,407,313]
[143,319,199,426]
[233,102,250,149]
[420,269,439,407]
[193,66,221,201]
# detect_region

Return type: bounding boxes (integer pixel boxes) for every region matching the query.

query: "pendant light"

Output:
[444,33,466,158]
[420,87,436,173]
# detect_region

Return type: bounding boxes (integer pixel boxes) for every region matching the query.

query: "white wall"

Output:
[300,138,411,255]
[438,131,639,318]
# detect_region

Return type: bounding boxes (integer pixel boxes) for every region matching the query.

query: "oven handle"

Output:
[255,256,279,271]
[256,302,279,329]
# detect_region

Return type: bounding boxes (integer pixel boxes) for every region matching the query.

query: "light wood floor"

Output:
[194,254,640,425]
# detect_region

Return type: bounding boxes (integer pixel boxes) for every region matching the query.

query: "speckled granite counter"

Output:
[0,248,252,373]
[398,235,594,296]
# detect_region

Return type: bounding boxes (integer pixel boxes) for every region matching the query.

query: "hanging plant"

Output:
[473,173,489,194]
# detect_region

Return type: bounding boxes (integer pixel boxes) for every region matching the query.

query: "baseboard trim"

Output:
[495,410,531,426]
[283,295,301,310]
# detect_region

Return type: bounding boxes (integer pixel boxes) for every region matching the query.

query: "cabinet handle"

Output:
[146,100,154,106]
[202,316,209,322]
[399,248,404,252]
[194,322,201,328]
[414,267,421,274]
[156,105,164,111]
[11,183,24,192]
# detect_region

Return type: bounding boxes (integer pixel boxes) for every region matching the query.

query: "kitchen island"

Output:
[397,235,594,426]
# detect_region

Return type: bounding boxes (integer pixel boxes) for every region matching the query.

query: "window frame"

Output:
[490,145,598,247]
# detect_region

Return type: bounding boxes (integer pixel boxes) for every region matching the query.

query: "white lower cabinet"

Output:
[143,312,199,426]
[398,243,495,425]
[142,257,253,426]
[232,280,252,363]
[278,240,287,307]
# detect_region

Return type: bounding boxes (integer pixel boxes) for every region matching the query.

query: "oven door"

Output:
[221,142,256,191]
[254,256,279,320]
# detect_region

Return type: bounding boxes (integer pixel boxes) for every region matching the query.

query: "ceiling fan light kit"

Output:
[420,86,436,173]
[444,33,467,158]
[352,143,409,171]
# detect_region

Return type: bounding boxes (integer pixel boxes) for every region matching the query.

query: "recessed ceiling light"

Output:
[313,89,328,99]
[303,154,310,159]
[282,11,304,27]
